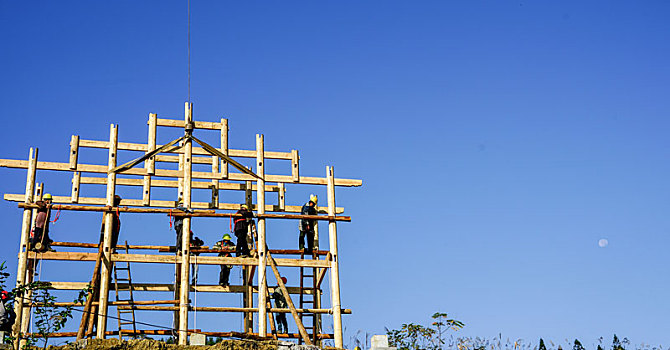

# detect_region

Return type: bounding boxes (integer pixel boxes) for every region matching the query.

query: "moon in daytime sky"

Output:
[598,239,609,248]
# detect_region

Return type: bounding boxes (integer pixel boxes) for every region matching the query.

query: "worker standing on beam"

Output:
[100,195,122,251]
[234,204,254,258]
[299,194,318,254]
[30,193,53,252]
[213,234,235,287]
[173,198,192,253]
[272,277,289,334]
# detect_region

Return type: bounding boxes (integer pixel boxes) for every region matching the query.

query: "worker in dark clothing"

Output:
[299,194,318,253]
[30,193,53,252]
[272,277,289,334]
[213,234,235,287]
[234,205,254,257]
[0,290,16,333]
[99,195,122,250]
[173,198,193,253]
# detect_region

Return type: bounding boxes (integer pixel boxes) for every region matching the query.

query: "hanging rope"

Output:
[50,205,62,224]
[187,0,191,103]
[169,209,174,229]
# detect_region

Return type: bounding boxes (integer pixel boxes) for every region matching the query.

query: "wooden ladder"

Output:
[113,241,137,340]
[299,251,318,344]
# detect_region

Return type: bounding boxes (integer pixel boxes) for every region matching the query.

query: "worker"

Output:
[99,195,122,250]
[0,290,16,333]
[213,234,235,287]
[30,193,53,252]
[173,198,193,253]
[299,194,318,254]
[272,277,289,334]
[234,204,254,257]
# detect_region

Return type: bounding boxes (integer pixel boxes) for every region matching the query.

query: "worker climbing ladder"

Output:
[299,251,319,344]
[113,242,137,340]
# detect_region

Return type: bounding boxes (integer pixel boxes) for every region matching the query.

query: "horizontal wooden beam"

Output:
[27,299,179,307]
[80,138,294,160]
[26,251,331,268]
[8,195,344,214]
[16,203,348,219]
[116,305,351,314]
[155,118,222,130]
[27,329,201,338]
[0,158,363,187]
[47,282,318,295]
[50,241,173,250]
[203,332,334,340]
[81,176,280,192]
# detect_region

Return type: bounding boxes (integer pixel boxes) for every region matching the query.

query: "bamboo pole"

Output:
[96,124,118,339]
[12,148,38,349]
[266,251,312,345]
[327,166,343,348]
[256,134,267,336]
[178,102,193,345]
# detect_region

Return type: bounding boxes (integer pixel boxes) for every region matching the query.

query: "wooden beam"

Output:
[12,148,38,350]
[79,176,281,192]
[79,138,294,160]
[115,306,350,314]
[220,118,228,179]
[178,101,193,345]
[156,118,221,130]
[0,158,363,187]
[96,124,118,339]
[256,134,268,337]
[77,245,103,340]
[327,166,344,348]
[291,150,299,182]
[69,135,79,170]
[278,183,285,211]
[10,195,344,214]
[146,113,157,175]
[46,282,318,295]
[70,172,80,203]
[266,251,312,345]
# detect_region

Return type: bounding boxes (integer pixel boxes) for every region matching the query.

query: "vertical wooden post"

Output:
[96,124,118,339]
[278,183,285,211]
[147,113,157,175]
[327,166,343,348]
[210,156,219,208]
[256,134,267,336]
[291,150,299,182]
[243,267,253,333]
[178,102,193,345]
[220,118,228,179]
[245,180,253,208]
[71,172,81,203]
[12,148,38,349]
[69,135,79,170]
[20,184,41,339]
[143,113,157,205]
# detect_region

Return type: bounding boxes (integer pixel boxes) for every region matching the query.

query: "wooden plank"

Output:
[69,135,79,170]
[12,148,38,350]
[116,306,350,314]
[327,166,343,348]
[0,158,363,186]
[71,172,81,203]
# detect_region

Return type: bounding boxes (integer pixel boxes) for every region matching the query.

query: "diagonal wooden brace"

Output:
[108,135,186,174]
[190,135,262,180]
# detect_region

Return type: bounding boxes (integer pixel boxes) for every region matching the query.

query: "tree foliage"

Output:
[386,312,464,350]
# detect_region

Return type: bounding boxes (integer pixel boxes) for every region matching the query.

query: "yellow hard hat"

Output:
[43,193,53,200]
[309,194,317,204]
[241,204,248,210]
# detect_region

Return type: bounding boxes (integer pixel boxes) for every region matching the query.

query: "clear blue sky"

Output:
[2,1,670,347]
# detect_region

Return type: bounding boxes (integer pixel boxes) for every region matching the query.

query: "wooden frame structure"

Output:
[1,103,361,347]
